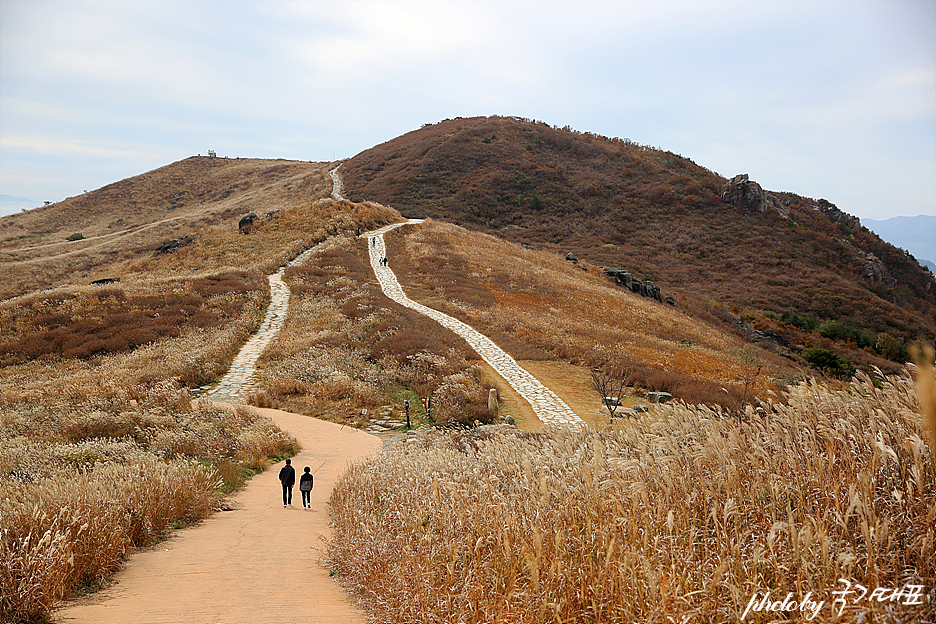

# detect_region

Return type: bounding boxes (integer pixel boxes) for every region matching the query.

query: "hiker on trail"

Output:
[299,466,314,509]
[278,458,296,507]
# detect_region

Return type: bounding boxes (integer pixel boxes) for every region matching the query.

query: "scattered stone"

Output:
[647,392,673,404]
[91,277,120,285]
[522,243,536,251]
[565,252,578,263]
[634,404,649,413]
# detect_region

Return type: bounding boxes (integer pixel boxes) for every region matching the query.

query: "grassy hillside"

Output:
[0,156,330,298]
[340,116,936,374]
[328,371,935,624]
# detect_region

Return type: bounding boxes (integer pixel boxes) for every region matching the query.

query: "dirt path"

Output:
[55,408,381,624]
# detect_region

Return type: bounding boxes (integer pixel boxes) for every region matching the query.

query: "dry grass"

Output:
[0,157,331,298]
[328,371,934,623]
[249,233,495,427]
[0,376,301,623]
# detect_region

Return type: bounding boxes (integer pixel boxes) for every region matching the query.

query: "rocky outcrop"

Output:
[153,235,197,256]
[239,212,259,234]
[565,252,578,263]
[722,174,789,218]
[814,199,860,230]
[604,268,663,302]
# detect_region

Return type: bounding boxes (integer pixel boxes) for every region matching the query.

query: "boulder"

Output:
[722,174,789,218]
[153,235,196,257]
[565,252,578,263]
[647,391,673,404]
[239,212,259,234]
[91,277,120,285]
[522,243,536,251]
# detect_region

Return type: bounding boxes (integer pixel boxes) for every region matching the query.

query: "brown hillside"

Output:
[250,218,792,420]
[0,157,331,298]
[340,116,936,364]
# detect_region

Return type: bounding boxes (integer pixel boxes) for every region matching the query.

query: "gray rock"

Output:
[634,404,649,413]
[153,235,196,257]
[565,252,578,263]
[239,212,259,234]
[722,174,789,218]
[647,392,673,404]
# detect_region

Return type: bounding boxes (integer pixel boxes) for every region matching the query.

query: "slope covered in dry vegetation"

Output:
[386,220,789,411]
[341,116,936,377]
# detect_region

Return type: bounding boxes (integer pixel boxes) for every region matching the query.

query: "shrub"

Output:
[802,346,856,378]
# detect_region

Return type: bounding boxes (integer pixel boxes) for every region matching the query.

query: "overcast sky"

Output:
[1,0,934,224]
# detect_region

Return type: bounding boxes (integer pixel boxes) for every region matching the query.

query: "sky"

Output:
[1,0,934,226]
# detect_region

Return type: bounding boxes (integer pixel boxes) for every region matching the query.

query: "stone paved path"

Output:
[329,164,345,201]
[363,221,584,426]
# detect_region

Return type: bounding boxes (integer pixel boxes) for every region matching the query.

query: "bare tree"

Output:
[591,367,634,424]
[734,345,763,414]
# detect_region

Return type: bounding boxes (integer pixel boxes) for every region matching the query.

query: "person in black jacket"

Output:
[299,466,314,509]
[278,458,296,507]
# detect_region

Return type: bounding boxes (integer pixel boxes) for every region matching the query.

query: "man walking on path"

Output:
[278,458,296,506]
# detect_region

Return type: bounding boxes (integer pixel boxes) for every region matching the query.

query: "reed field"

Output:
[328,369,935,623]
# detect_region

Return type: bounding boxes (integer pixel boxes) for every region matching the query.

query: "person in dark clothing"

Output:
[299,466,314,509]
[278,458,296,507]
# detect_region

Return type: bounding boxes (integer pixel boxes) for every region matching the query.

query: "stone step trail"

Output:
[363,222,584,427]
[205,270,291,401]
[329,164,346,201]
[204,163,343,401]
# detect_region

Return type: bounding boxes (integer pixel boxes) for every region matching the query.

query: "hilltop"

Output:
[340,115,936,371]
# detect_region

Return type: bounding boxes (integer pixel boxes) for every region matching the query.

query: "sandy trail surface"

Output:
[56,407,381,624]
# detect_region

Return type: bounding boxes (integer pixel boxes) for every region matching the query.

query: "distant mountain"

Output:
[862,215,935,270]
[342,115,936,347]
[0,194,39,217]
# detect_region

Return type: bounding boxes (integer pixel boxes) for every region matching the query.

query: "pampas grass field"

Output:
[328,370,935,623]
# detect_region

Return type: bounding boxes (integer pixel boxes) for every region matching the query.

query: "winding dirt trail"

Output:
[55,408,380,624]
[54,164,584,623]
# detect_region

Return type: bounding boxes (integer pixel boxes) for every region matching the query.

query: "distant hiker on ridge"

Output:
[299,466,314,509]
[278,458,296,507]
